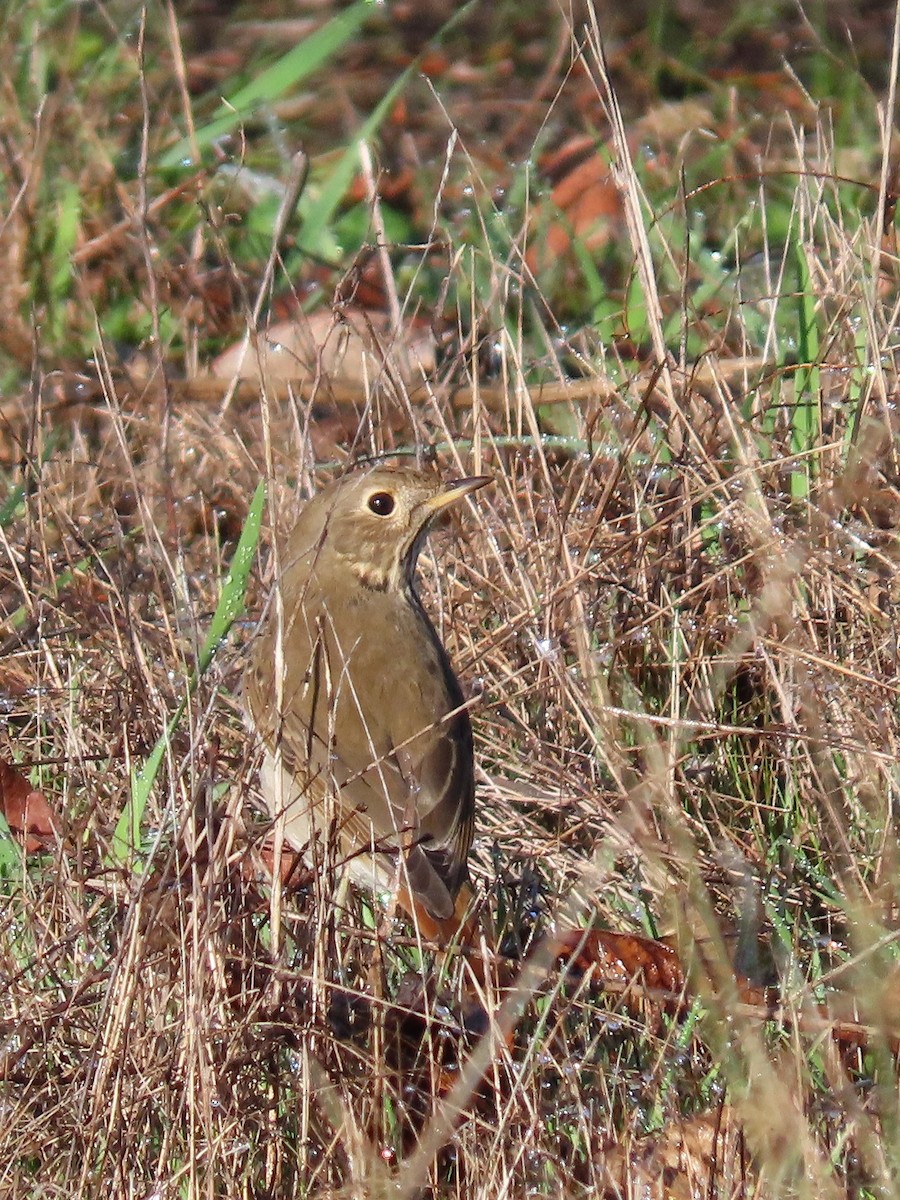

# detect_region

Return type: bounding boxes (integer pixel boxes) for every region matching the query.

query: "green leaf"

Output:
[110,726,181,866]
[0,430,60,530]
[50,180,82,302]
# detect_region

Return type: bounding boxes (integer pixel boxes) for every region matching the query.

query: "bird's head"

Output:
[289,465,491,593]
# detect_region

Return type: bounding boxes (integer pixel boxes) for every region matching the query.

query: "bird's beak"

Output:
[424,475,492,515]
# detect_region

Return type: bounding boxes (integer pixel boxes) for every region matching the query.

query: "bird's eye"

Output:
[367,491,395,516]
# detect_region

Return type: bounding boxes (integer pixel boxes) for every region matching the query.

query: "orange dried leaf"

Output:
[0,758,59,853]
[419,51,449,79]
[251,836,311,889]
[526,149,623,275]
[555,928,685,993]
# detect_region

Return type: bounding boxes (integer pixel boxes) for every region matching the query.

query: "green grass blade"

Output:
[298,0,477,259]
[160,2,371,168]
[50,180,82,302]
[0,478,32,530]
[0,430,62,530]
[295,67,411,259]
[791,241,821,500]
[198,478,265,673]
[0,810,23,879]
[108,481,265,865]
[109,704,186,865]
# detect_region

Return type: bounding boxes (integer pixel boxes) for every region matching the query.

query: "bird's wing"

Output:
[248,593,474,920]
[405,702,475,900]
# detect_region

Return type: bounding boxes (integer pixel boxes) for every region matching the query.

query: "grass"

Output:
[1,0,900,1196]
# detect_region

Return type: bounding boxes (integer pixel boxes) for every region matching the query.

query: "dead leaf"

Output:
[600,1106,758,1199]
[632,98,716,150]
[247,835,312,889]
[211,308,437,390]
[526,142,623,276]
[556,927,685,994]
[0,758,59,853]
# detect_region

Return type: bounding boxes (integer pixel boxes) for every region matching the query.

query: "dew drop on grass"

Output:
[534,635,555,659]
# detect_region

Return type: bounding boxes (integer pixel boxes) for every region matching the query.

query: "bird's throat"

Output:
[348,558,395,592]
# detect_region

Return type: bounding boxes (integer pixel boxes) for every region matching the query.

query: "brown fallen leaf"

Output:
[600,1105,758,1199]
[248,836,312,889]
[0,758,59,853]
[211,308,437,390]
[554,927,685,994]
[526,140,623,277]
[631,98,717,151]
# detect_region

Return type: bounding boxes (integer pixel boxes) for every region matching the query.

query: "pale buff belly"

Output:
[259,748,411,905]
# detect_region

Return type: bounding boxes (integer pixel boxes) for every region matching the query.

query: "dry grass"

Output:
[2,2,900,1197]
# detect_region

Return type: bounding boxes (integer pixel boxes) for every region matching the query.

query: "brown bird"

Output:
[245,464,490,939]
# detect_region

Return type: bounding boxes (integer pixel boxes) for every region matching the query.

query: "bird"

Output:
[245,464,491,941]
[245,464,685,1025]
